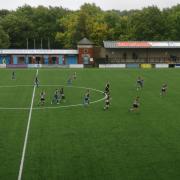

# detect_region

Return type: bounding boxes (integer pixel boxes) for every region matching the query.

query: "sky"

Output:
[0,0,179,11]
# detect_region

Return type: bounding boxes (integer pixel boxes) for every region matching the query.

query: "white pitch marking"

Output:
[17,69,38,180]
[33,96,105,110]
[0,85,105,110]
[0,85,33,88]
[0,107,29,110]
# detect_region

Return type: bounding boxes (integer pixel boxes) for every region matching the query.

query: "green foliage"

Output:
[0,25,10,48]
[55,13,79,48]
[0,3,180,48]
[1,13,33,48]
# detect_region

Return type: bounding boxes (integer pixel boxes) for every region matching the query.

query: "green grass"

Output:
[0,68,180,180]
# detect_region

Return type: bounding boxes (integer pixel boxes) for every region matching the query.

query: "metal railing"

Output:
[108,57,180,64]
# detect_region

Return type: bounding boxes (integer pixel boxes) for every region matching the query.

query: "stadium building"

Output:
[0,38,180,67]
[102,41,180,64]
[0,38,94,67]
[0,49,78,65]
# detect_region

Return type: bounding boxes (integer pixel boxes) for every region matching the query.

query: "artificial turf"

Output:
[0,68,180,180]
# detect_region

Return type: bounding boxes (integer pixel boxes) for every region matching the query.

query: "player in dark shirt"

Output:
[59,87,65,102]
[136,77,144,90]
[130,96,140,112]
[104,81,110,94]
[35,76,39,88]
[84,90,90,106]
[12,71,16,80]
[104,93,111,110]
[160,83,167,96]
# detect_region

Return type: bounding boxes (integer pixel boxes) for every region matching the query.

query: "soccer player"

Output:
[84,90,90,106]
[73,72,77,80]
[104,81,110,94]
[136,77,144,90]
[57,89,62,104]
[104,93,111,110]
[86,89,90,104]
[160,83,167,96]
[130,96,140,112]
[38,91,45,106]
[12,71,16,80]
[59,87,65,102]
[67,76,72,85]
[35,76,39,88]
[51,89,59,104]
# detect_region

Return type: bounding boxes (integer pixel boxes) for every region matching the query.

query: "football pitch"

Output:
[0,68,180,180]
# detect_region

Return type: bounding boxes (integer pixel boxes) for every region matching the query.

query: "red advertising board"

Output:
[117,42,151,48]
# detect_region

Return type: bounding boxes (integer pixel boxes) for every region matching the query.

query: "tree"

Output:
[0,9,10,18]
[55,3,104,47]
[1,13,33,48]
[55,13,79,48]
[0,25,10,48]
[129,6,166,40]
[1,3,180,49]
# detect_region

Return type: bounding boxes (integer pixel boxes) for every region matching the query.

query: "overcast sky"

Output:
[0,0,179,11]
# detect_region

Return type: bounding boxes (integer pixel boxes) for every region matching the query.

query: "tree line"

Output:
[0,3,180,49]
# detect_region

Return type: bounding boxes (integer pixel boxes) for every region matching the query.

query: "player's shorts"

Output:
[133,103,138,108]
[61,94,65,99]
[41,98,45,101]
[162,88,166,92]
[106,100,110,105]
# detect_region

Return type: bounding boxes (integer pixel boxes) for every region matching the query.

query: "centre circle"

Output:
[0,85,105,110]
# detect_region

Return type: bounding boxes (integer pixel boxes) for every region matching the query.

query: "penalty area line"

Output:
[17,69,38,180]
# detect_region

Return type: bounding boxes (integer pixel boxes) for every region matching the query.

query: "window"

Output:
[84,49,88,53]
